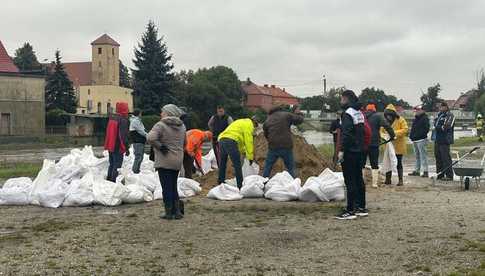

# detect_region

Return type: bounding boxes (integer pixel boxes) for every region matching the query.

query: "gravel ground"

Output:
[0,177,485,275]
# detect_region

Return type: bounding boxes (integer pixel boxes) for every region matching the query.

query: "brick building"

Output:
[241,79,299,112]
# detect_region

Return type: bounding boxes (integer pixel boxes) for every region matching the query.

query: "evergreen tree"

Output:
[119,60,132,88]
[45,50,77,113]
[420,83,442,112]
[13,42,41,71]
[132,21,174,114]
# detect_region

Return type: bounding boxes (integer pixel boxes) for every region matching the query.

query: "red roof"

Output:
[91,34,120,46]
[241,81,299,110]
[241,82,272,96]
[47,61,92,86]
[0,40,19,73]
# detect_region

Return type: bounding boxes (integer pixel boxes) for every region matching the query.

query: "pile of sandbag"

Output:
[207,168,345,202]
[0,145,202,208]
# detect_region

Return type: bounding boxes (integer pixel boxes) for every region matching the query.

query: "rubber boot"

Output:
[161,201,174,220]
[173,200,184,220]
[397,168,404,186]
[385,172,392,185]
[372,169,379,188]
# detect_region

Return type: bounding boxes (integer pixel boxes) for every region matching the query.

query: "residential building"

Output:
[0,40,45,136]
[241,79,299,111]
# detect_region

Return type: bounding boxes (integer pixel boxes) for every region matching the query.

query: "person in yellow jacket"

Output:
[217,117,258,189]
[476,114,484,141]
[381,104,409,186]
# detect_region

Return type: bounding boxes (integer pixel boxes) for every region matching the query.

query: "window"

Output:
[112,48,114,55]
[98,61,102,68]
[87,100,93,111]
[97,102,102,114]
[0,113,11,135]
[98,47,102,54]
[87,89,90,95]
[107,102,112,114]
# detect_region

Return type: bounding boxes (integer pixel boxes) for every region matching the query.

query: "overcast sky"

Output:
[2,0,485,104]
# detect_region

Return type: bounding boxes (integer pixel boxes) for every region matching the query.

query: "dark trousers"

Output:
[262,148,295,178]
[218,138,243,188]
[183,152,195,179]
[132,143,145,174]
[212,140,221,167]
[157,168,180,206]
[435,143,453,178]
[107,152,123,182]
[364,146,380,169]
[342,151,365,212]
[396,154,403,171]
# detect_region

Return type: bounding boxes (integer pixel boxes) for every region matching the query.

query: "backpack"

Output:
[363,112,372,151]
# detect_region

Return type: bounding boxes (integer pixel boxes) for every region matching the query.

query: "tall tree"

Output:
[13,42,41,71]
[420,83,442,112]
[119,60,132,88]
[44,50,77,113]
[359,87,411,111]
[323,87,346,112]
[132,21,174,114]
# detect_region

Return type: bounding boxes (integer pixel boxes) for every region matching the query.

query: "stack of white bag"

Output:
[0,145,202,208]
[299,168,345,202]
[264,171,302,202]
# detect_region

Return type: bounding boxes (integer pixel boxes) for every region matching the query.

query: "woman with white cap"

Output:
[147,104,186,220]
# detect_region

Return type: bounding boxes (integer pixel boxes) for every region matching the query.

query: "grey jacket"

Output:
[147,117,186,170]
[129,115,147,137]
[365,111,395,147]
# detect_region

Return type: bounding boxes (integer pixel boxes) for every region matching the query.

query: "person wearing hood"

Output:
[409,105,430,177]
[381,104,409,186]
[476,113,484,141]
[364,103,395,188]
[433,102,455,181]
[129,109,148,174]
[218,117,258,189]
[104,102,130,182]
[335,90,367,220]
[262,105,304,178]
[147,104,186,220]
[184,129,213,179]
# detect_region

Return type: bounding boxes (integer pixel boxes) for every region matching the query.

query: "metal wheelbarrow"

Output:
[452,147,484,190]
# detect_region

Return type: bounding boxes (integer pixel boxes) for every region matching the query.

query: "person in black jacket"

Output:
[335,90,367,220]
[208,106,234,167]
[409,105,430,177]
[434,102,455,181]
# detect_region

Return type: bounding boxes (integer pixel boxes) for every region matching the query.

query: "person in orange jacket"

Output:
[183,129,213,179]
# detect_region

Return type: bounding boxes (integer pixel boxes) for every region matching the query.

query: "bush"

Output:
[45,109,69,126]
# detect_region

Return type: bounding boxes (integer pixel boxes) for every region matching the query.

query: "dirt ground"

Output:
[1,176,485,275]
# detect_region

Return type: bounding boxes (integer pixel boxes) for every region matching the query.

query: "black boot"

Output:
[385,172,392,185]
[160,201,174,220]
[397,168,404,186]
[173,200,184,220]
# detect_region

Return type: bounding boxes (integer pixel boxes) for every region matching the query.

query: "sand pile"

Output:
[197,133,332,194]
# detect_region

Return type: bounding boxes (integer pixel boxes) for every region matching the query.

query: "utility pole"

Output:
[320,74,327,117]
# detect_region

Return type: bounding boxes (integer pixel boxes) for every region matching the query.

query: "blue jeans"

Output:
[262,148,295,178]
[107,152,123,182]
[413,139,429,173]
[157,168,180,206]
[218,138,243,188]
[132,143,145,174]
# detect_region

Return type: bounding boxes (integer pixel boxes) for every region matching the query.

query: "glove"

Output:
[125,150,130,157]
[337,152,344,163]
[249,160,254,166]
[159,144,169,155]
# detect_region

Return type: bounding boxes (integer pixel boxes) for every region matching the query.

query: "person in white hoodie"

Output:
[129,109,148,174]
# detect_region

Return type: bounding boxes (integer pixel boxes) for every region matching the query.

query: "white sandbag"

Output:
[121,170,159,193]
[63,172,95,207]
[240,175,268,198]
[264,171,294,193]
[225,178,238,187]
[30,159,57,206]
[201,149,218,174]
[37,179,69,208]
[0,177,33,205]
[242,159,260,178]
[153,184,163,200]
[299,169,345,202]
[207,183,243,201]
[381,142,398,174]
[178,178,202,198]
[299,176,325,202]
[93,179,127,206]
[265,178,301,202]
[122,184,154,204]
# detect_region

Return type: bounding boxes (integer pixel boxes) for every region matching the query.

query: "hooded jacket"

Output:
[263,106,304,150]
[341,102,365,153]
[104,102,129,154]
[434,110,455,145]
[218,118,255,160]
[409,113,430,141]
[365,110,395,147]
[381,104,408,155]
[147,116,186,170]
[185,129,208,167]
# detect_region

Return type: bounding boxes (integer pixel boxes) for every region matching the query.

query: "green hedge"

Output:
[141,115,161,131]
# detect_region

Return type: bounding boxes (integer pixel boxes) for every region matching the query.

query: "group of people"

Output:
[333,90,456,220]
[103,102,305,220]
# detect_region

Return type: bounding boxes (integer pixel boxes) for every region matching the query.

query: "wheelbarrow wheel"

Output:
[464,177,470,191]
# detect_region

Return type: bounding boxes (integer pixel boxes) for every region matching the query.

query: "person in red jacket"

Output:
[104,102,130,182]
[183,129,213,179]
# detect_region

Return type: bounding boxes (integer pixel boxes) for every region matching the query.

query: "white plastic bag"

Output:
[264,171,294,193]
[299,169,345,202]
[265,178,301,202]
[201,149,218,174]
[153,184,163,200]
[93,179,127,206]
[122,184,154,204]
[242,159,260,178]
[240,175,268,198]
[30,160,57,206]
[0,177,33,205]
[63,172,96,207]
[381,142,398,174]
[37,179,69,208]
[207,184,243,201]
[178,178,202,198]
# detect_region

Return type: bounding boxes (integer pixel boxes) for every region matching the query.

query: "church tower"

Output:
[91,34,120,86]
